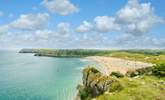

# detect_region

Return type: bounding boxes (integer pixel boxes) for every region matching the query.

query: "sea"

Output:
[0,50,97,100]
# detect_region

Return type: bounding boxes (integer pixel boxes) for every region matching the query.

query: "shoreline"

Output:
[85,56,153,75]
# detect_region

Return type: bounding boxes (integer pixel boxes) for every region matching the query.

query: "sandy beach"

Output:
[86,56,153,75]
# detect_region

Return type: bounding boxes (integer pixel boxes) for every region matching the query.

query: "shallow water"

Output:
[0,50,95,100]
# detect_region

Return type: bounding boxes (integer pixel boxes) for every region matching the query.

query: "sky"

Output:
[0,0,165,49]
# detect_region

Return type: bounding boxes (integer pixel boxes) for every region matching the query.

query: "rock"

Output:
[79,67,122,98]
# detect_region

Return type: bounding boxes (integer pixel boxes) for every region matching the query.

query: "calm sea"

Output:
[0,50,95,100]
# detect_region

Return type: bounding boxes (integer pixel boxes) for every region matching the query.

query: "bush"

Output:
[108,81,123,92]
[110,71,124,78]
[77,85,90,99]
[126,67,153,77]
[152,63,165,77]
[126,70,138,77]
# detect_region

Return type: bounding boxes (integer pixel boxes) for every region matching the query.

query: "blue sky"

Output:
[0,0,164,49]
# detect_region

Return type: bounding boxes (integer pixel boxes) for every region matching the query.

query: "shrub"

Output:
[126,67,153,77]
[152,63,165,77]
[77,85,90,99]
[110,71,124,78]
[108,81,123,92]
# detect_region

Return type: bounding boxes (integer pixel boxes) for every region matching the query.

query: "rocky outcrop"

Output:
[77,67,122,100]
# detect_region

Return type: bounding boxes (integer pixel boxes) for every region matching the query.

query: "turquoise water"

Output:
[0,50,94,100]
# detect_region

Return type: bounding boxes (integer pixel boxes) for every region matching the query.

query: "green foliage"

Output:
[126,63,165,77]
[77,85,92,100]
[126,67,153,77]
[110,71,124,78]
[110,50,165,64]
[152,63,165,77]
[97,76,165,100]
[126,70,139,77]
[108,81,123,92]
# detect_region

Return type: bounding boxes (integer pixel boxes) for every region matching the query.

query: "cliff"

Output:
[77,67,122,100]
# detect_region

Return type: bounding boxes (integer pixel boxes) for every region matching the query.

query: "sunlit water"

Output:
[0,50,96,100]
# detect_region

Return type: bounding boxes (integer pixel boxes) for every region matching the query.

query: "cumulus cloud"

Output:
[41,0,78,15]
[9,13,49,30]
[57,22,70,37]
[94,16,120,33]
[0,21,73,48]
[74,0,164,48]
[114,34,165,49]
[0,0,164,49]
[76,0,163,35]
[76,21,93,33]
[0,25,9,34]
[35,29,52,40]
[116,0,164,34]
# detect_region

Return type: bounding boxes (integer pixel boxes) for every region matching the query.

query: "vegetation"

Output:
[110,51,165,64]
[152,63,165,77]
[77,67,123,100]
[126,67,153,77]
[78,64,165,100]
[125,63,165,77]
[97,76,165,100]
[110,71,124,78]
[19,49,113,57]
[19,49,165,64]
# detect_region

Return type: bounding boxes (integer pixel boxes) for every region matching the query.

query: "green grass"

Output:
[97,76,165,100]
[110,52,165,64]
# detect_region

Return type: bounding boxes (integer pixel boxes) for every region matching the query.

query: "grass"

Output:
[97,75,165,100]
[110,52,165,64]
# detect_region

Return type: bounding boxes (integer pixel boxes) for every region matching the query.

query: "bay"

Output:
[0,50,95,100]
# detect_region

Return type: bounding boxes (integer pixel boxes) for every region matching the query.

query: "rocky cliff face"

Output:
[77,67,122,100]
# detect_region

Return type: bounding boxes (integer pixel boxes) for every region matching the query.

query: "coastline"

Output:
[85,56,153,75]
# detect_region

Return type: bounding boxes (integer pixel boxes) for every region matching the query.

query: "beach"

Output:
[86,56,153,75]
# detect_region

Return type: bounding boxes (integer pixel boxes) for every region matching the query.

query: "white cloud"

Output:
[94,16,120,33]
[35,29,52,40]
[116,0,164,34]
[41,0,78,16]
[114,34,165,49]
[9,13,49,30]
[0,25,9,34]
[57,22,70,36]
[0,0,164,49]
[76,21,93,33]
[76,0,163,35]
